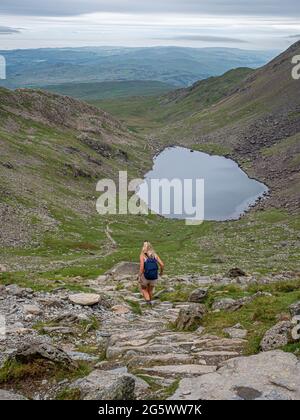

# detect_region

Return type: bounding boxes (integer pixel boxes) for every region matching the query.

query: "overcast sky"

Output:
[0,0,299,50]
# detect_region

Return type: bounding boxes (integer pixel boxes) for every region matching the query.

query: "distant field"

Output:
[38,80,176,100]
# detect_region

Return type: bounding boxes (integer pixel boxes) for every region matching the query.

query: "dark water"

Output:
[137,147,268,221]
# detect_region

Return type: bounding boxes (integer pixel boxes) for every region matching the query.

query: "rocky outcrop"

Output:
[10,340,76,368]
[169,351,300,400]
[188,288,208,303]
[260,321,293,351]
[70,370,135,400]
[175,304,206,331]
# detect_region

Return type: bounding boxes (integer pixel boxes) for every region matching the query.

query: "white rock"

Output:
[69,293,100,306]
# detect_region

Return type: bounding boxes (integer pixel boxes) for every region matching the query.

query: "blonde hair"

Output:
[141,241,157,259]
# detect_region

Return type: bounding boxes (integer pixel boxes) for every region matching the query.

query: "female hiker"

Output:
[139,241,164,305]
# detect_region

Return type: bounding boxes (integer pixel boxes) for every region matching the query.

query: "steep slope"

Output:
[93,67,254,130]
[152,41,300,211]
[0,88,148,249]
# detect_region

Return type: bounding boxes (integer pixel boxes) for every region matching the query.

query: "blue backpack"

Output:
[144,257,159,280]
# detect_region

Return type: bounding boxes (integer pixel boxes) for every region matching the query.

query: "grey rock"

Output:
[106,262,140,279]
[188,288,208,303]
[290,301,300,317]
[227,268,247,278]
[67,351,98,362]
[0,390,27,400]
[10,340,76,367]
[175,304,206,331]
[212,298,237,311]
[71,369,135,400]
[224,325,248,339]
[69,293,100,306]
[169,351,300,400]
[141,364,217,378]
[261,321,293,351]
[212,292,271,312]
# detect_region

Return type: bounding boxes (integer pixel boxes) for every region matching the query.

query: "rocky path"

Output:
[0,264,299,400]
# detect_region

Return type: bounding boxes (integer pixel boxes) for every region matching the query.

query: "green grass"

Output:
[1,209,299,291]
[40,80,175,101]
[0,358,92,386]
[56,387,81,400]
[202,279,300,355]
[124,299,142,315]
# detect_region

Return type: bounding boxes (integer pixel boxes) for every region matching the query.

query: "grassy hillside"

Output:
[92,68,253,131]
[39,80,175,101]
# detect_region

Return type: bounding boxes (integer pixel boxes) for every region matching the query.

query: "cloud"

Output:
[0,26,21,34]
[162,35,248,44]
[0,0,299,17]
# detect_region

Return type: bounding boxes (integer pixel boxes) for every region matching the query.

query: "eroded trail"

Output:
[0,266,299,400]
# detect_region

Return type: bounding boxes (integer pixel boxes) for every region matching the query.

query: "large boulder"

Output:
[175,304,206,331]
[260,321,293,351]
[0,390,27,400]
[69,293,100,306]
[10,340,75,368]
[188,288,208,303]
[106,262,140,279]
[227,268,247,278]
[70,369,135,400]
[169,351,300,400]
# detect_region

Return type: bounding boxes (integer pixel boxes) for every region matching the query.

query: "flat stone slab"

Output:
[127,353,200,369]
[69,293,100,306]
[0,390,27,400]
[169,350,300,400]
[141,364,217,377]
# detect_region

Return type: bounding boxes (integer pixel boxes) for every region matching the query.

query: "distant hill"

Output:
[39,80,175,101]
[0,46,278,89]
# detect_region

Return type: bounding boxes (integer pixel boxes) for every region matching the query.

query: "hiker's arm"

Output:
[156,255,164,275]
[139,254,145,276]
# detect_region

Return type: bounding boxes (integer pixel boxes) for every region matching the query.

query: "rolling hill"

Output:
[0,46,278,89]
[38,80,175,101]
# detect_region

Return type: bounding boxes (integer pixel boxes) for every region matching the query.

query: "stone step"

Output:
[192,350,240,364]
[127,353,206,369]
[139,364,217,378]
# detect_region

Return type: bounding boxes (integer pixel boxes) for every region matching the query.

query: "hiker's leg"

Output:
[139,276,151,301]
[148,285,155,301]
[140,285,150,302]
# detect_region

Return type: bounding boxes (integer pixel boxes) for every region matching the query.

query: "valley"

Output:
[0,41,299,400]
